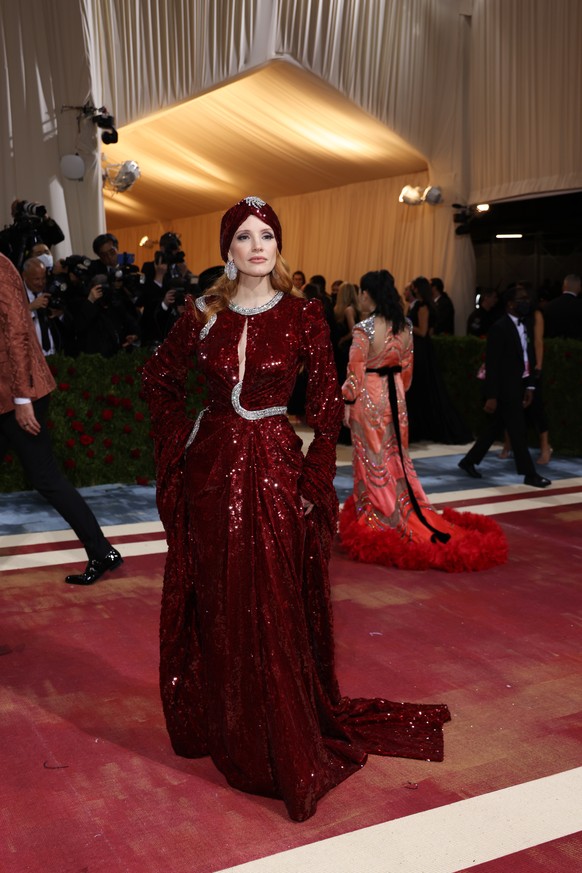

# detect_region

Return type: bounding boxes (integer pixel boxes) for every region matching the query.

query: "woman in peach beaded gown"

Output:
[340,270,507,572]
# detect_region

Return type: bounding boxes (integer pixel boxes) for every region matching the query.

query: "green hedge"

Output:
[0,351,206,493]
[433,336,582,456]
[1,338,580,493]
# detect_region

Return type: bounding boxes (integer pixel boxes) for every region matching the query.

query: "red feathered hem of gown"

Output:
[339,495,508,572]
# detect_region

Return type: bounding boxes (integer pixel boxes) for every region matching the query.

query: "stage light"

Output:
[423,186,443,205]
[476,203,490,212]
[399,185,423,205]
[496,233,523,239]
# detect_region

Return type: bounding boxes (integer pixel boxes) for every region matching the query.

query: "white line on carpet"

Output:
[214,767,582,873]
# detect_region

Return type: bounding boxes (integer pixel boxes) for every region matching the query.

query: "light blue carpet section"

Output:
[1,451,581,535]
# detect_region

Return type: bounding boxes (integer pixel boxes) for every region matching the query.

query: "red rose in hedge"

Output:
[104,454,114,464]
[66,438,76,448]
[4,454,13,463]
[134,412,145,422]
[72,421,84,432]
[111,375,121,385]
[58,382,70,391]
[103,438,113,448]
[136,475,149,485]
[123,424,132,434]
[82,390,91,400]
[93,423,103,432]
[86,449,96,459]
[67,366,77,376]
[102,409,114,421]
[130,448,141,459]
[66,408,75,418]
[46,420,54,430]
[125,375,135,385]
[64,459,76,469]
[80,434,94,446]
[121,398,132,410]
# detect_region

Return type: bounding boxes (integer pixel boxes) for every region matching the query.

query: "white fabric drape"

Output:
[0,0,104,258]
[469,0,582,203]
[2,0,579,331]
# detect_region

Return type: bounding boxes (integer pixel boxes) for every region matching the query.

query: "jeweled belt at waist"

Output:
[231,382,287,420]
[186,384,287,448]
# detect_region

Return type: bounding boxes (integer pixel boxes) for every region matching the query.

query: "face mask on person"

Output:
[36,253,53,270]
[515,300,530,317]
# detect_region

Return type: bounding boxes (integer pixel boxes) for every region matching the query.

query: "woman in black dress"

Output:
[406,276,472,444]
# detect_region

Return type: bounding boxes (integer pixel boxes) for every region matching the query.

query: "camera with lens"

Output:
[45,276,68,310]
[155,232,185,275]
[62,254,92,279]
[13,200,47,221]
[109,259,145,300]
[164,276,188,307]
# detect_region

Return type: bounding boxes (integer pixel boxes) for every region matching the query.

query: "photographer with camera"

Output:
[22,258,71,356]
[69,273,140,358]
[139,231,194,345]
[0,200,65,272]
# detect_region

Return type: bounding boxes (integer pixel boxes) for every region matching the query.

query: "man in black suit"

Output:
[543,274,582,339]
[458,285,551,488]
[431,277,455,334]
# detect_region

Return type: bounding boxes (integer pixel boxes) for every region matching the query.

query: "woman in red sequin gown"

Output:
[340,271,507,573]
[142,199,450,821]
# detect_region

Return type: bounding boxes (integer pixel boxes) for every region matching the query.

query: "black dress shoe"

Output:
[458,458,482,479]
[65,548,123,585]
[523,474,551,488]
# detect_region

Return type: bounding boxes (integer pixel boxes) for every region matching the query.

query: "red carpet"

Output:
[1,497,581,872]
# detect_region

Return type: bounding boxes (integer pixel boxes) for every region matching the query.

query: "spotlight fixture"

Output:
[399,185,443,206]
[496,233,523,239]
[102,159,141,193]
[399,185,424,206]
[139,235,158,248]
[422,186,443,205]
[451,202,491,236]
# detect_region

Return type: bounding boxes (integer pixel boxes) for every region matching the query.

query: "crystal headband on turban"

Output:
[220,196,282,263]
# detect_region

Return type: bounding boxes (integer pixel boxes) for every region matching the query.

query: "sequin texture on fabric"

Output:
[141,295,451,821]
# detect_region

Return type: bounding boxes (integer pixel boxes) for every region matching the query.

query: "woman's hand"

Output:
[343,404,351,427]
[301,497,314,516]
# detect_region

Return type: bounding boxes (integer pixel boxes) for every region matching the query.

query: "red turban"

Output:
[220,196,282,262]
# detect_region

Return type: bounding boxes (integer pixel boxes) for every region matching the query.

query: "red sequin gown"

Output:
[141,293,450,821]
[339,317,508,572]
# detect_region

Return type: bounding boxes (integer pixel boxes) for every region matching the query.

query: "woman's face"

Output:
[229,215,277,278]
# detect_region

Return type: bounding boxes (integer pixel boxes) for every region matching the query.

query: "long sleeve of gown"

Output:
[140,303,200,534]
[341,324,370,402]
[298,299,343,510]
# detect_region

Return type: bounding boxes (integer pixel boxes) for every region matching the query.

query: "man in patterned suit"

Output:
[0,253,122,584]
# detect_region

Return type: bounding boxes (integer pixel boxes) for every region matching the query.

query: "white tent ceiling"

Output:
[102,62,428,229]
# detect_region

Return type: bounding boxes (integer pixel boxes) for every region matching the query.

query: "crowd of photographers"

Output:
[0,199,222,358]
